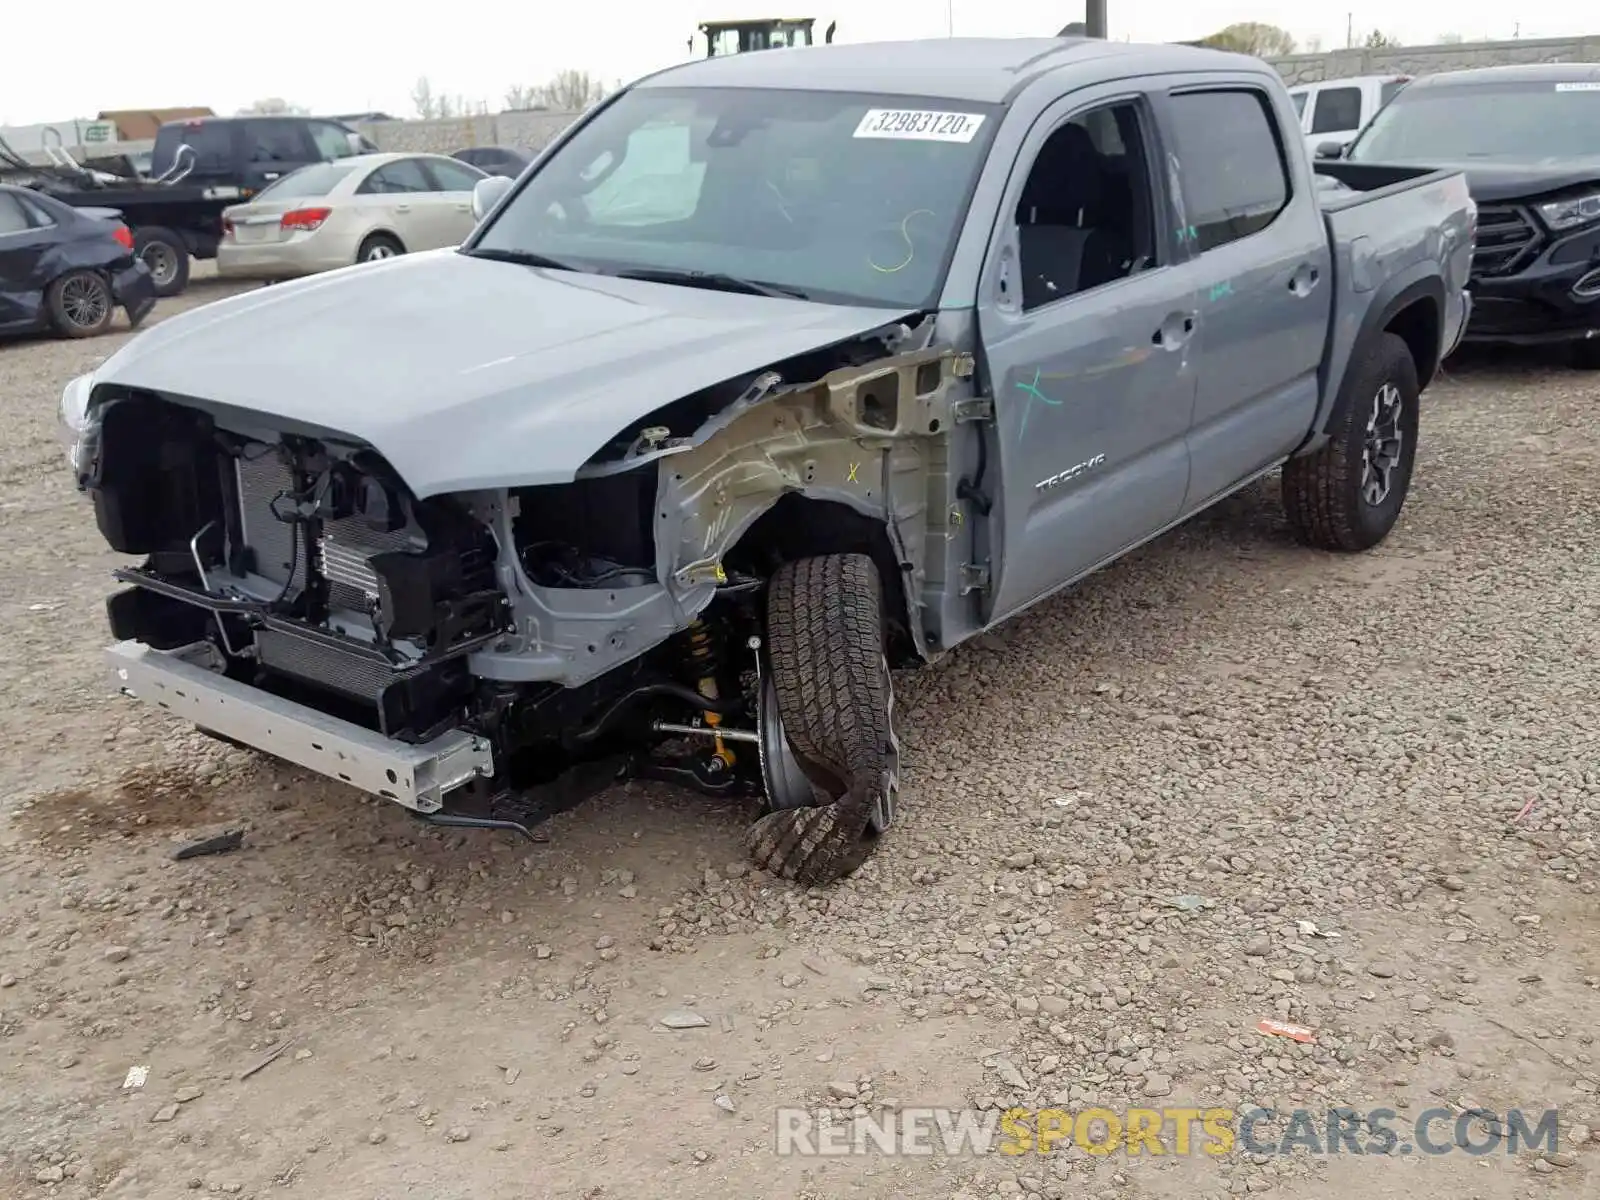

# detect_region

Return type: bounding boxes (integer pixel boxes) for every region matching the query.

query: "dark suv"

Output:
[1340,63,1600,368]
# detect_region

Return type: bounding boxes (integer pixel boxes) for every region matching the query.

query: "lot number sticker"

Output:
[1555,82,1600,91]
[854,109,987,142]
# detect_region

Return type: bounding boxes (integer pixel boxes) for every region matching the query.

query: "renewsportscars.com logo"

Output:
[773,1106,1565,1158]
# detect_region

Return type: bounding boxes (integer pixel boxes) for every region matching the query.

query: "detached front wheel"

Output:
[745,553,900,886]
[1282,331,1420,552]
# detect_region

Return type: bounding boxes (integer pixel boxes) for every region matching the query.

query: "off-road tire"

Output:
[744,554,898,886]
[133,226,190,298]
[46,270,114,338]
[1282,331,1419,552]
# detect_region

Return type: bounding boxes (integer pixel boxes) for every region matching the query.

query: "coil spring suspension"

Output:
[683,618,735,772]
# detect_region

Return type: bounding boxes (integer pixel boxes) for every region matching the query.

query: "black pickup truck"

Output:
[2,115,376,298]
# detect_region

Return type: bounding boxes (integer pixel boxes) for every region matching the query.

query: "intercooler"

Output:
[234,453,423,613]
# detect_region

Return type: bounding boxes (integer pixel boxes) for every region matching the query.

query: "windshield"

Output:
[1350,79,1600,162]
[469,87,1000,308]
[254,162,357,200]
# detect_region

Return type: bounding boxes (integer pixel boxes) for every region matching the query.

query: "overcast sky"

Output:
[2,1,1585,125]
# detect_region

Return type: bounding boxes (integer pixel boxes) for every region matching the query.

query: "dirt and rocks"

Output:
[0,269,1595,1200]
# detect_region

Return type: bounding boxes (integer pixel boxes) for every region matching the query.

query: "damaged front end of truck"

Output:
[64,311,976,880]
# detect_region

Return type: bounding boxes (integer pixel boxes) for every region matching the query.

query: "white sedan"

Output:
[217,152,490,280]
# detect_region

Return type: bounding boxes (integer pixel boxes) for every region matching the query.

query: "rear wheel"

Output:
[1282,331,1420,552]
[133,226,189,298]
[744,554,900,886]
[356,234,403,264]
[46,270,114,339]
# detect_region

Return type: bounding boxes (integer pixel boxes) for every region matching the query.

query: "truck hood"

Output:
[93,250,917,497]
[1360,156,1600,202]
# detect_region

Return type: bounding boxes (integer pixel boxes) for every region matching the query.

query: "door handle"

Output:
[1288,263,1321,295]
[456,203,471,212]
[394,204,411,213]
[1152,311,1196,348]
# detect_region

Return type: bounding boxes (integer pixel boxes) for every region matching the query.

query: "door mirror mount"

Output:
[1315,140,1345,160]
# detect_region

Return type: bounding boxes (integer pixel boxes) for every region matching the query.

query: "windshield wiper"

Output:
[464,246,585,272]
[611,267,810,301]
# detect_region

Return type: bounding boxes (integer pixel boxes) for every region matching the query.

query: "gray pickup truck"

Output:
[61,38,1473,885]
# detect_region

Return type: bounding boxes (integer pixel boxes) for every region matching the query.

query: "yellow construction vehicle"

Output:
[689,17,836,57]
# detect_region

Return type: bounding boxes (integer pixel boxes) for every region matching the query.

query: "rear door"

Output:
[0,191,53,327]
[351,158,439,248]
[418,157,488,246]
[237,119,319,194]
[1154,81,1332,509]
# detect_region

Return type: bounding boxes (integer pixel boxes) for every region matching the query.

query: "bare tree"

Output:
[536,69,611,111]
[411,76,438,120]
[1364,30,1399,49]
[1303,33,1324,53]
[503,84,545,111]
[237,97,308,115]
[1197,22,1297,57]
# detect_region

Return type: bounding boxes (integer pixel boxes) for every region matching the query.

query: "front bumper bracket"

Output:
[104,640,493,813]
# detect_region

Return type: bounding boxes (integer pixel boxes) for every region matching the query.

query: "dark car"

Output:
[451,145,531,178]
[1340,63,1600,368]
[0,185,156,339]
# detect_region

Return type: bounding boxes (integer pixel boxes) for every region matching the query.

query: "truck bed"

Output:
[1312,160,1476,436]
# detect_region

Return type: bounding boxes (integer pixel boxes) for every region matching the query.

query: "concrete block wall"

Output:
[353,109,584,156]
[1267,34,1600,84]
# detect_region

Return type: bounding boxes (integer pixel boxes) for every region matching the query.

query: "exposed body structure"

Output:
[65,37,1474,884]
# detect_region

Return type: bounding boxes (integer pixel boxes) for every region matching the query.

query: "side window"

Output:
[424,159,488,192]
[248,120,311,163]
[0,194,32,235]
[17,195,57,228]
[162,121,236,172]
[1290,91,1308,118]
[309,122,357,160]
[1309,86,1362,134]
[1379,80,1407,107]
[581,123,707,226]
[1163,89,1291,254]
[1013,100,1158,312]
[358,159,435,195]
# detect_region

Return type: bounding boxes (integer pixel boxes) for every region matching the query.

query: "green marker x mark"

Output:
[1016,368,1062,438]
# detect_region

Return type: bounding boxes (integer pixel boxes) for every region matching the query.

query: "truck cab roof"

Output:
[641,36,1256,104]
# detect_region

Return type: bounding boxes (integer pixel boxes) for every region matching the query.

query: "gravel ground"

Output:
[0,270,1596,1200]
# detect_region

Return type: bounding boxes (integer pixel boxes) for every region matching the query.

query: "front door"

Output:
[418,157,491,247]
[1154,83,1333,509]
[975,89,1200,623]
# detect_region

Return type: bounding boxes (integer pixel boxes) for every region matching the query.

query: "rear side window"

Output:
[1380,79,1408,107]
[425,159,488,192]
[358,159,434,195]
[0,193,31,235]
[1164,89,1291,253]
[247,120,310,163]
[153,120,235,174]
[255,162,358,200]
[1309,86,1362,134]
